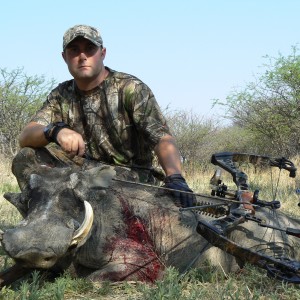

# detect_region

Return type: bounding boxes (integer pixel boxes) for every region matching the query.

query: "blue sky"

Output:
[2,0,300,121]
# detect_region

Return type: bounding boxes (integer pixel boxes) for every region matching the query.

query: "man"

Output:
[15,24,195,208]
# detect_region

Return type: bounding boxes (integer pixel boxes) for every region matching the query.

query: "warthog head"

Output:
[1,165,115,270]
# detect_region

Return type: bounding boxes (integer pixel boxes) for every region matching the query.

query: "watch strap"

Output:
[51,122,70,145]
[43,123,56,142]
[43,122,70,144]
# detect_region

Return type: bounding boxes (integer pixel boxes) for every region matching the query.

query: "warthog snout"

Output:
[14,248,58,269]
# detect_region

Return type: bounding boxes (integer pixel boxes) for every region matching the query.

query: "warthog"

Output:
[1,149,300,284]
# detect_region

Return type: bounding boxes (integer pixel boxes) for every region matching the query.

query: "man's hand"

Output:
[55,128,85,157]
[164,174,196,208]
[19,121,85,158]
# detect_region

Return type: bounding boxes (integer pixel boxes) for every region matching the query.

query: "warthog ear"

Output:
[70,166,116,190]
[85,166,116,188]
[29,174,43,189]
[3,192,27,218]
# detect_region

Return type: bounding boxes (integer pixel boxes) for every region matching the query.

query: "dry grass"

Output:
[0,156,21,230]
[0,156,16,185]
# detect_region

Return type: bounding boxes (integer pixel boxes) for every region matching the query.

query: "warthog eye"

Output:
[58,188,84,214]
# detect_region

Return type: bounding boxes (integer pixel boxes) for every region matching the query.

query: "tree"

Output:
[0,68,55,157]
[217,46,300,157]
[165,109,221,173]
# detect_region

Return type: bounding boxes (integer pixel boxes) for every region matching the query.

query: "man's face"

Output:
[62,37,106,83]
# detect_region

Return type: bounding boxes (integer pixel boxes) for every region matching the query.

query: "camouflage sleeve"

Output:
[30,88,65,125]
[126,81,171,147]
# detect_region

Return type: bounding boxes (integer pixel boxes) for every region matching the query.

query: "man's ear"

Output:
[62,51,66,62]
[101,47,106,59]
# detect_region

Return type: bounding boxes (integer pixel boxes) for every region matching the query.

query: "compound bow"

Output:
[184,152,300,283]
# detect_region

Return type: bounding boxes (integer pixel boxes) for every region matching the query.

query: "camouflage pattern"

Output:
[63,24,103,50]
[31,67,171,172]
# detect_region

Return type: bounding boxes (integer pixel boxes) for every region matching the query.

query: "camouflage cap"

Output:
[63,25,103,50]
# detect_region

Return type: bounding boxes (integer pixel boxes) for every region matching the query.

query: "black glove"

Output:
[164,174,196,208]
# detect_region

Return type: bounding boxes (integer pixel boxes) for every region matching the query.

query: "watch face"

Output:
[54,122,67,127]
[44,122,70,143]
[44,123,54,131]
[43,123,55,141]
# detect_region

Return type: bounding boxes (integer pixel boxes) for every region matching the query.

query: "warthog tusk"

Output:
[70,201,94,247]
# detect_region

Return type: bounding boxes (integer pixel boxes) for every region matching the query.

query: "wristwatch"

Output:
[43,123,56,142]
[43,122,70,144]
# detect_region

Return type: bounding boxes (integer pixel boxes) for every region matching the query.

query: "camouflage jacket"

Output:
[31,67,171,168]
